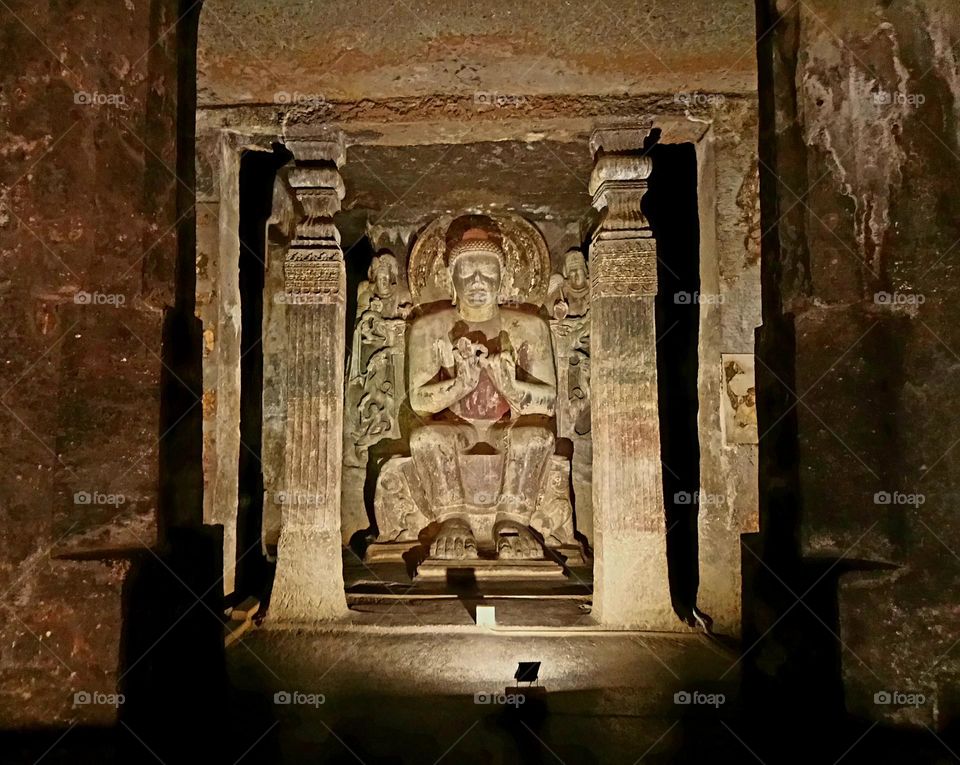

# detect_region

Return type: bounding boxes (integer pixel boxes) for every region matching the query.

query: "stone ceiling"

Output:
[198,0,758,105]
[335,139,594,244]
[198,0,758,252]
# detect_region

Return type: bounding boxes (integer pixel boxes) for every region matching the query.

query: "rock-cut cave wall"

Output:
[756,0,960,728]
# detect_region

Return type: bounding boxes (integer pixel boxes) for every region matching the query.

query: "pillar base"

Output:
[269,526,349,623]
[592,534,678,630]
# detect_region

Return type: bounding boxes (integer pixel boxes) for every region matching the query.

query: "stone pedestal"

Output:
[588,128,676,629]
[269,141,349,621]
[415,558,567,581]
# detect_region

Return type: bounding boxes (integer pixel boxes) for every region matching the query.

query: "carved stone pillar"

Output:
[270,138,349,621]
[588,128,676,629]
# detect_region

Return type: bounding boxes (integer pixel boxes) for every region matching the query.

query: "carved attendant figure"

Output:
[407,228,557,560]
[548,248,591,319]
[549,248,592,437]
[344,256,411,466]
[357,252,412,319]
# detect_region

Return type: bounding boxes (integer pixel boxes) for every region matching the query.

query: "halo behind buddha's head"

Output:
[409,213,550,306]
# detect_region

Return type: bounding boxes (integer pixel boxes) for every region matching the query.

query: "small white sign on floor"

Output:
[475,605,496,627]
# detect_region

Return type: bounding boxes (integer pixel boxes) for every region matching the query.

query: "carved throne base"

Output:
[366,453,584,569]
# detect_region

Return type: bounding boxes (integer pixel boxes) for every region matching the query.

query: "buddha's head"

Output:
[447,228,505,316]
[562,249,589,293]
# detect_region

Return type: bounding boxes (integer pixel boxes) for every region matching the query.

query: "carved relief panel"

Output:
[547,248,592,440]
[343,253,412,467]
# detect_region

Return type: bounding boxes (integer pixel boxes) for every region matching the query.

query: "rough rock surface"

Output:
[0,0,179,725]
[756,0,960,728]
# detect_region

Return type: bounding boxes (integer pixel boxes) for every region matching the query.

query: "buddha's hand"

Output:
[453,341,483,392]
[483,347,518,400]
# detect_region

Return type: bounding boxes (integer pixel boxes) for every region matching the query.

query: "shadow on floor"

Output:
[4,684,956,765]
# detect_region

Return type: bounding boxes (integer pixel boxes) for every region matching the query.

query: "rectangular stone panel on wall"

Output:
[721,353,758,446]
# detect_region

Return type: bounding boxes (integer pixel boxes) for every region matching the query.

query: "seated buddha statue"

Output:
[406,228,558,560]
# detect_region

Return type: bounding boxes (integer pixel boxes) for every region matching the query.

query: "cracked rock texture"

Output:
[757,0,960,728]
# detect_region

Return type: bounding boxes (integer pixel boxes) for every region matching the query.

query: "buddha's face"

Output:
[452,252,502,310]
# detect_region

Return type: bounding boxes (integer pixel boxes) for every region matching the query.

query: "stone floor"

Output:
[4,617,952,764]
[227,626,740,764]
[217,622,950,765]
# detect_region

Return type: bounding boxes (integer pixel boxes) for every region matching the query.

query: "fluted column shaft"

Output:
[270,140,349,621]
[589,128,676,629]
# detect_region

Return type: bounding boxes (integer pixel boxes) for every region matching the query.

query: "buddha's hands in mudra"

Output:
[447,337,520,405]
[481,346,521,406]
[452,337,485,393]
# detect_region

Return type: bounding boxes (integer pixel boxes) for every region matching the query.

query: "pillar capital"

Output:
[588,126,658,297]
[280,147,346,303]
[589,125,655,158]
[285,133,347,167]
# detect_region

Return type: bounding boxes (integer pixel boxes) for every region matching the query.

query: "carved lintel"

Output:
[590,239,657,298]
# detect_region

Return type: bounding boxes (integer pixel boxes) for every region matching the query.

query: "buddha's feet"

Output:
[430,518,479,560]
[493,519,543,560]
